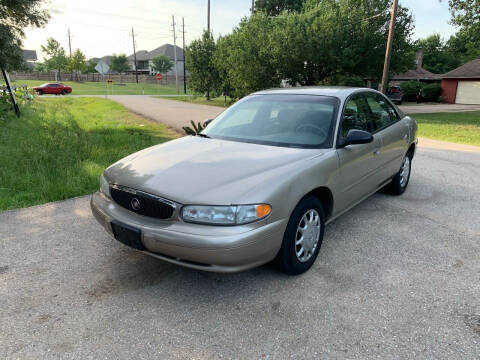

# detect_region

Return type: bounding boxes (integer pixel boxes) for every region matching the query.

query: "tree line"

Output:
[185,0,479,100]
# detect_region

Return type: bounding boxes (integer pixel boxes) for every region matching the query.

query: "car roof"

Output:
[253,86,381,101]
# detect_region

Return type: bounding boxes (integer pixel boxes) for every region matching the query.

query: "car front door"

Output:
[334,93,383,214]
[365,92,409,181]
[46,84,55,94]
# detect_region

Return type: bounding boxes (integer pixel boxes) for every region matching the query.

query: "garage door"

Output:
[456,81,480,104]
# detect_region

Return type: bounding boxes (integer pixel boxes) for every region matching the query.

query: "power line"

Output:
[56,4,171,25]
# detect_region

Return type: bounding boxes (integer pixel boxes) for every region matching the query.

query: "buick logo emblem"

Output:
[131,197,141,211]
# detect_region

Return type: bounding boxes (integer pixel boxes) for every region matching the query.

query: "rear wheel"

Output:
[385,152,412,195]
[276,196,325,275]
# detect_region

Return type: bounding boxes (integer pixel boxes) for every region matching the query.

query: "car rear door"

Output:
[365,92,409,181]
[334,93,383,213]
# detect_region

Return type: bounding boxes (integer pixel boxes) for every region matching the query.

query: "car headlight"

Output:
[181,204,271,225]
[99,173,111,198]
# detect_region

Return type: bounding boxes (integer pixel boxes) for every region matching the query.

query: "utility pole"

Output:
[68,28,72,80]
[207,0,210,33]
[182,17,187,94]
[251,0,255,14]
[172,15,179,94]
[379,0,398,94]
[131,27,138,84]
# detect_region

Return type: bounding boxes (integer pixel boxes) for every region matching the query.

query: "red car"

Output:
[33,83,72,95]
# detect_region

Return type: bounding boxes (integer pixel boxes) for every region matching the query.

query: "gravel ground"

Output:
[1,147,479,359]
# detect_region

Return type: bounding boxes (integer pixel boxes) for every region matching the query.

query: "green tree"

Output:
[34,61,48,72]
[185,31,220,100]
[69,48,86,75]
[448,0,480,30]
[0,0,49,71]
[215,15,278,98]
[254,0,304,15]
[446,29,480,64]
[110,54,130,73]
[41,37,68,77]
[444,1,480,64]
[110,54,130,83]
[416,34,459,73]
[218,0,414,95]
[84,59,97,73]
[151,55,174,74]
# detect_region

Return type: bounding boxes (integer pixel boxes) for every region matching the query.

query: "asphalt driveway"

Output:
[1,147,479,359]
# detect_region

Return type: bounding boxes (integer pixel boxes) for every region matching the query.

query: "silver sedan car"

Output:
[91,87,417,275]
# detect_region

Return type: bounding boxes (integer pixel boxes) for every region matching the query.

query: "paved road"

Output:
[108,95,223,132]
[1,147,479,359]
[399,103,480,114]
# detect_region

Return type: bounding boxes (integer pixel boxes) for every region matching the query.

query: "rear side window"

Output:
[365,93,399,131]
[339,94,373,138]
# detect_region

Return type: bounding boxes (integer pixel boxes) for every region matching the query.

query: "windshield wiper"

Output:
[196,133,211,139]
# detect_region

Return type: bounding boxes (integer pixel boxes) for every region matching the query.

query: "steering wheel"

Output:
[295,123,328,138]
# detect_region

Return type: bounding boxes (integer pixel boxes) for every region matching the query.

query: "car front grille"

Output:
[110,185,175,220]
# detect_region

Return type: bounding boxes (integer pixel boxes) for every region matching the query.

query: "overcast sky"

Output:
[23,0,457,61]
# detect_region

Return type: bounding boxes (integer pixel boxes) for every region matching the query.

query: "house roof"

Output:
[22,49,37,62]
[127,50,150,61]
[443,58,480,79]
[392,67,442,81]
[148,44,184,61]
[127,44,184,62]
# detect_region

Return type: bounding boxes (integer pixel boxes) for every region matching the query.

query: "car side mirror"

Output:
[204,118,214,126]
[341,129,373,147]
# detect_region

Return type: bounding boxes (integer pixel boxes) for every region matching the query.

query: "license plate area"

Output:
[111,221,145,251]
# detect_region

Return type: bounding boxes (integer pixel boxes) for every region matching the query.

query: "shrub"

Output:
[339,76,365,87]
[400,81,423,102]
[421,83,442,102]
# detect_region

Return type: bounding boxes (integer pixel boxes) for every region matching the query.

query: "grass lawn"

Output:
[158,95,232,107]
[414,111,480,146]
[12,79,183,96]
[0,98,178,211]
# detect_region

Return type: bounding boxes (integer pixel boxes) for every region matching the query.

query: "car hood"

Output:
[105,136,324,204]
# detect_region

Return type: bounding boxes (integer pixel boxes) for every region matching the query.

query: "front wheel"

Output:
[276,196,325,275]
[386,153,412,195]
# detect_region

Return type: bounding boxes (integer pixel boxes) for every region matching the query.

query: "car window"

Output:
[339,94,372,138]
[365,93,399,131]
[214,100,261,130]
[203,95,339,148]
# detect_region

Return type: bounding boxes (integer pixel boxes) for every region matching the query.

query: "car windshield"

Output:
[203,94,339,148]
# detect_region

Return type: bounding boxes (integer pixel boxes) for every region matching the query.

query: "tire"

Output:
[38,90,43,95]
[61,90,67,95]
[276,196,325,275]
[385,152,412,195]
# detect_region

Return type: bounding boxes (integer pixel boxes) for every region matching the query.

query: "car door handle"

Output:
[373,148,380,155]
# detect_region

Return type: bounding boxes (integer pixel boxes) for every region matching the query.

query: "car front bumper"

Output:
[90,192,287,273]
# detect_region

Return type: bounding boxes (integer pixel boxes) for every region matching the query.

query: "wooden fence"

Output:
[10,72,186,85]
